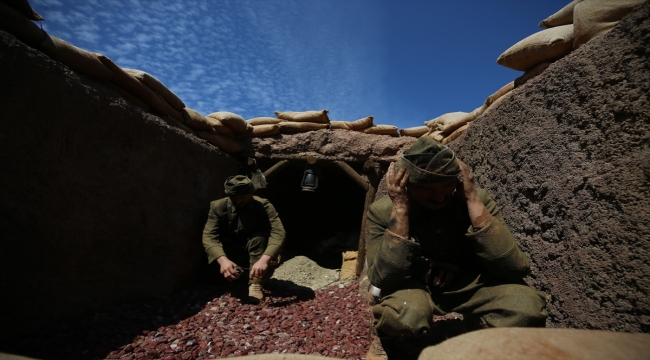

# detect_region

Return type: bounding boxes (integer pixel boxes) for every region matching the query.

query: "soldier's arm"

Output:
[202,202,227,264]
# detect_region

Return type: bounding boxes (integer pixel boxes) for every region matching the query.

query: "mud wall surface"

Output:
[0,30,239,334]
[452,3,650,332]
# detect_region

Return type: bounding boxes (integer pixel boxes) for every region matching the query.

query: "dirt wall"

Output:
[452,3,650,332]
[0,30,240,335]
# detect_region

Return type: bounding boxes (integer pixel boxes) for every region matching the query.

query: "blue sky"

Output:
[31,0,568,129]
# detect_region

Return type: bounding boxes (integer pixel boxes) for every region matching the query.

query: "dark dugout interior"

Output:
[255,160,366,269]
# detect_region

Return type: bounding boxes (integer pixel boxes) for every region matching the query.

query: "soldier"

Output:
[365,137,548,359]
[202,175,285,304]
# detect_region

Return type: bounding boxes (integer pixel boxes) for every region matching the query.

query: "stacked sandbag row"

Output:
[497,0,645,85]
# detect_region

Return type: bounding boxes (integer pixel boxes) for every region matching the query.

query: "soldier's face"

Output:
[407,179,458,210]
[229,193,253,208]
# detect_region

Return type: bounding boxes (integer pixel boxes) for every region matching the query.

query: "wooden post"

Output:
[333,161,368,191]
[356,160,379,276]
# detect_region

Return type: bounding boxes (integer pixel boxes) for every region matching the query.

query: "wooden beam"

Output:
[333,161,368,191]
[356,160,379,276]
[263,159,289,179]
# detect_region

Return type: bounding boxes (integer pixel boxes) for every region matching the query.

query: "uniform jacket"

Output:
[366,188,530,294]
[202,196,285,264]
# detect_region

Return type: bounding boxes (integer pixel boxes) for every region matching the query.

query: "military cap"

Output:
[224,175,255,195]
[400,137,461,183]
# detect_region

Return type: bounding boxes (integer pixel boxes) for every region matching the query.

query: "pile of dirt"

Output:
[451,2,650,332]
[269,256,341,291]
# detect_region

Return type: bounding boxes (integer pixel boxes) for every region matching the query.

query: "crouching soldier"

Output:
[202,175,285,304]
[365,137,548,359]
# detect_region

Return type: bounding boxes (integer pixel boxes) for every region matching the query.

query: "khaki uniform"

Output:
[366,188,547,337]
[202,196,285,284]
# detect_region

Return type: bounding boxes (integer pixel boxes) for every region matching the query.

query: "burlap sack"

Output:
[341,251,358,280]
[497,25,574,71]
[442,124,470,145]
[363,125,399,136]
[279,122,329,134]
[484,82,514,108]
[198,131,242,153]
[0,2,46,45]
[2,0,43,21]
[275,109,330,124]
[206,112,249,134]
[246,117,283,126]
[97,55,167,115]
[206,118,235,138]
[95,79,151,113]
[573,0,646,49]
[514,61,552,88]
[399,126,430,138]
[330,116,374,131]
[181,107,216,133]
[157,93,184,124]
[539,0,585,28]
[423,129,446,142]
[484,91,512,115]
[163,115,195,135]
[38,35,114,81]
[440,105,486,134]
[425,112,468,130]
[252,124,281,137]
[123,68,185,110]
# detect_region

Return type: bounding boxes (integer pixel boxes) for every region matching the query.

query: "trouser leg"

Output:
[245,231,268,285]
[371,280,443,338]
[448,280,548,330]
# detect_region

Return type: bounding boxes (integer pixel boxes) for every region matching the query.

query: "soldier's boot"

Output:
[248,274,264,304]
[366,335,395,360]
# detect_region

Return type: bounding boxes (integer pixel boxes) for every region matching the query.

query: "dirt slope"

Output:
[0,30,239,335]
[451,3,650,332]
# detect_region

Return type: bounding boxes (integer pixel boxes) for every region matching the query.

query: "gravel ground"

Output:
[0,258,465,360]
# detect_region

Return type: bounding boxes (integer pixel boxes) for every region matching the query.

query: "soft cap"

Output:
[400,137,461,183]
[224,175,255,195]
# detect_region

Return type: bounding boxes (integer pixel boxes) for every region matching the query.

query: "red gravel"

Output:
[0,280,464,360]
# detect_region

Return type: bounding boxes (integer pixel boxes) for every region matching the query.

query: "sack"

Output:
[197,131,242,153]
[252,124,281,137]
[251,169,267,190]
[515,61,552,87]
[181,107,216,133]
[484,81,514,108]
[423,128,446,142]
[0,2,46,45]
[573,0,645,49]
[275,109,330,123]
[330,116,374,131]
[442,124,470,145]
[363,125,399,136]
[97,55,167,115]
[207,112,249,134]
[425,112,468,130]
[123,68,185,110]
[279,122,329,134]
[247,117,283,126]
[497,25,574,71]
[440,106,485,134]
[399,126,430,138]
[341,251,358,280]
[38,35,115,81]
[539,0,585,28]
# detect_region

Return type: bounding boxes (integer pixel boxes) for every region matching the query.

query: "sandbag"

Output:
[38,35,115,81]
[484,81,514,108]
[341,251,358,280]
[246,117,283,126]
[95,79,152,113]
[123,68,185,110]
[252,124,281,137]
[162,115,195,135]
[198,131,242,153]
[1,0,43,21]
[484,91,512,115]
[539,0,585,28]
[363,125,399,136]
[207,117,235,138]
[156,93,184,124]
[442,124,470,145]
[181,107,215,133]
[399,126,429,138]
[0,2,46,45]
[207,112,249,134]
[423,129,446,142]
[573,0,646,49]
[425,112,468,130]
[515,61,553,88]
[97,55,167,115]
[497,25,574,71]
[279,122,329,134]
[275,109,330,124]
[330,116,374,131]
[440,106,485,134]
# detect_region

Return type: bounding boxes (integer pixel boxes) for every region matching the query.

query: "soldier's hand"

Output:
[431,262,459,288]
[456,159,493,228]
[217,256,241,282]
[250,255,272,280]
[387,162,410,209]
[456,159,479,203]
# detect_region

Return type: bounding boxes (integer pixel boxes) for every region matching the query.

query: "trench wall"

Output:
[452,3,650,332]
[0,30,240,334]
